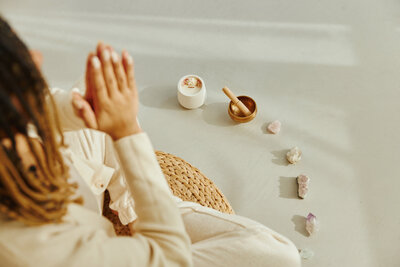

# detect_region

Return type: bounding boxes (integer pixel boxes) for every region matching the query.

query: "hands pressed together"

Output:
[72,42,141,140]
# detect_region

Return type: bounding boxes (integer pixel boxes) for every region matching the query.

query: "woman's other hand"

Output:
[72,43,141,140]
[29,50,43,69]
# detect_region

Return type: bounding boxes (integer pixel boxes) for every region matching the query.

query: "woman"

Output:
[0,17,300,266]
[0,17,191,266]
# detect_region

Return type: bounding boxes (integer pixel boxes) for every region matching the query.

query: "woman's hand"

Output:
[72,43,141,140]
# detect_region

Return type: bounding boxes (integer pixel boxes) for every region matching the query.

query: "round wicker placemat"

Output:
[156,151,234,214]
[103,150,234,236]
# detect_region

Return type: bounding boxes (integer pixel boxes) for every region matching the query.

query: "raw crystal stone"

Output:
[286,147,302,164]
[297,174,310,199]
[267,120,281,134]
[299,248,314,260]
[306,213,319,236]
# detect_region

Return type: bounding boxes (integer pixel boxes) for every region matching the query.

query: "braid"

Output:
[0,17,80,224]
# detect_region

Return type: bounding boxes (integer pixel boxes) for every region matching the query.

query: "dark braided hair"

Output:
[0,17,80,224]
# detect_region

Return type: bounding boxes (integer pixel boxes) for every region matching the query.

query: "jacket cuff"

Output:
[50,87,86,132]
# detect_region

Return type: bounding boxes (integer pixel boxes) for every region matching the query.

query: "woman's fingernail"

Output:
[111,51,119,63]
[102,49,110,61]
[126,54,133,65]
[91,56,101,69]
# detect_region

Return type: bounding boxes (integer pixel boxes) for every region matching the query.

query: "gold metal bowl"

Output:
[228,96,257,123]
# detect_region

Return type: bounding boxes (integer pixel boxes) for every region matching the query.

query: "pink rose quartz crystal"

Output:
[297,174,310,199]
[267,120,281,134]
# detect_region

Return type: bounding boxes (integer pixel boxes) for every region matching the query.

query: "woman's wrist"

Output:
[110,122,142,141]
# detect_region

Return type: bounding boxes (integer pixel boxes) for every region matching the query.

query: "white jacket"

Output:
[0,88,193,267]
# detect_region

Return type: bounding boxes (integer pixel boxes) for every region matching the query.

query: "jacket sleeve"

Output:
[104,133,192,266]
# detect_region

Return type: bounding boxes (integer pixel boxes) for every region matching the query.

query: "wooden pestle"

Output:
[222,87,252,116]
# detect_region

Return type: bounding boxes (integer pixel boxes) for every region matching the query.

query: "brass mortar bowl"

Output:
[228,96,257,123]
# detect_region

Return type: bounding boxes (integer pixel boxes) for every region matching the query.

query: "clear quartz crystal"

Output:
[299,248,314,260]
[286,147,302,164]
[267,120,281,134]
[306,213,319,236]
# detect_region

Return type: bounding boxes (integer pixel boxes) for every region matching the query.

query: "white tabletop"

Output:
[1,1,400,266]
